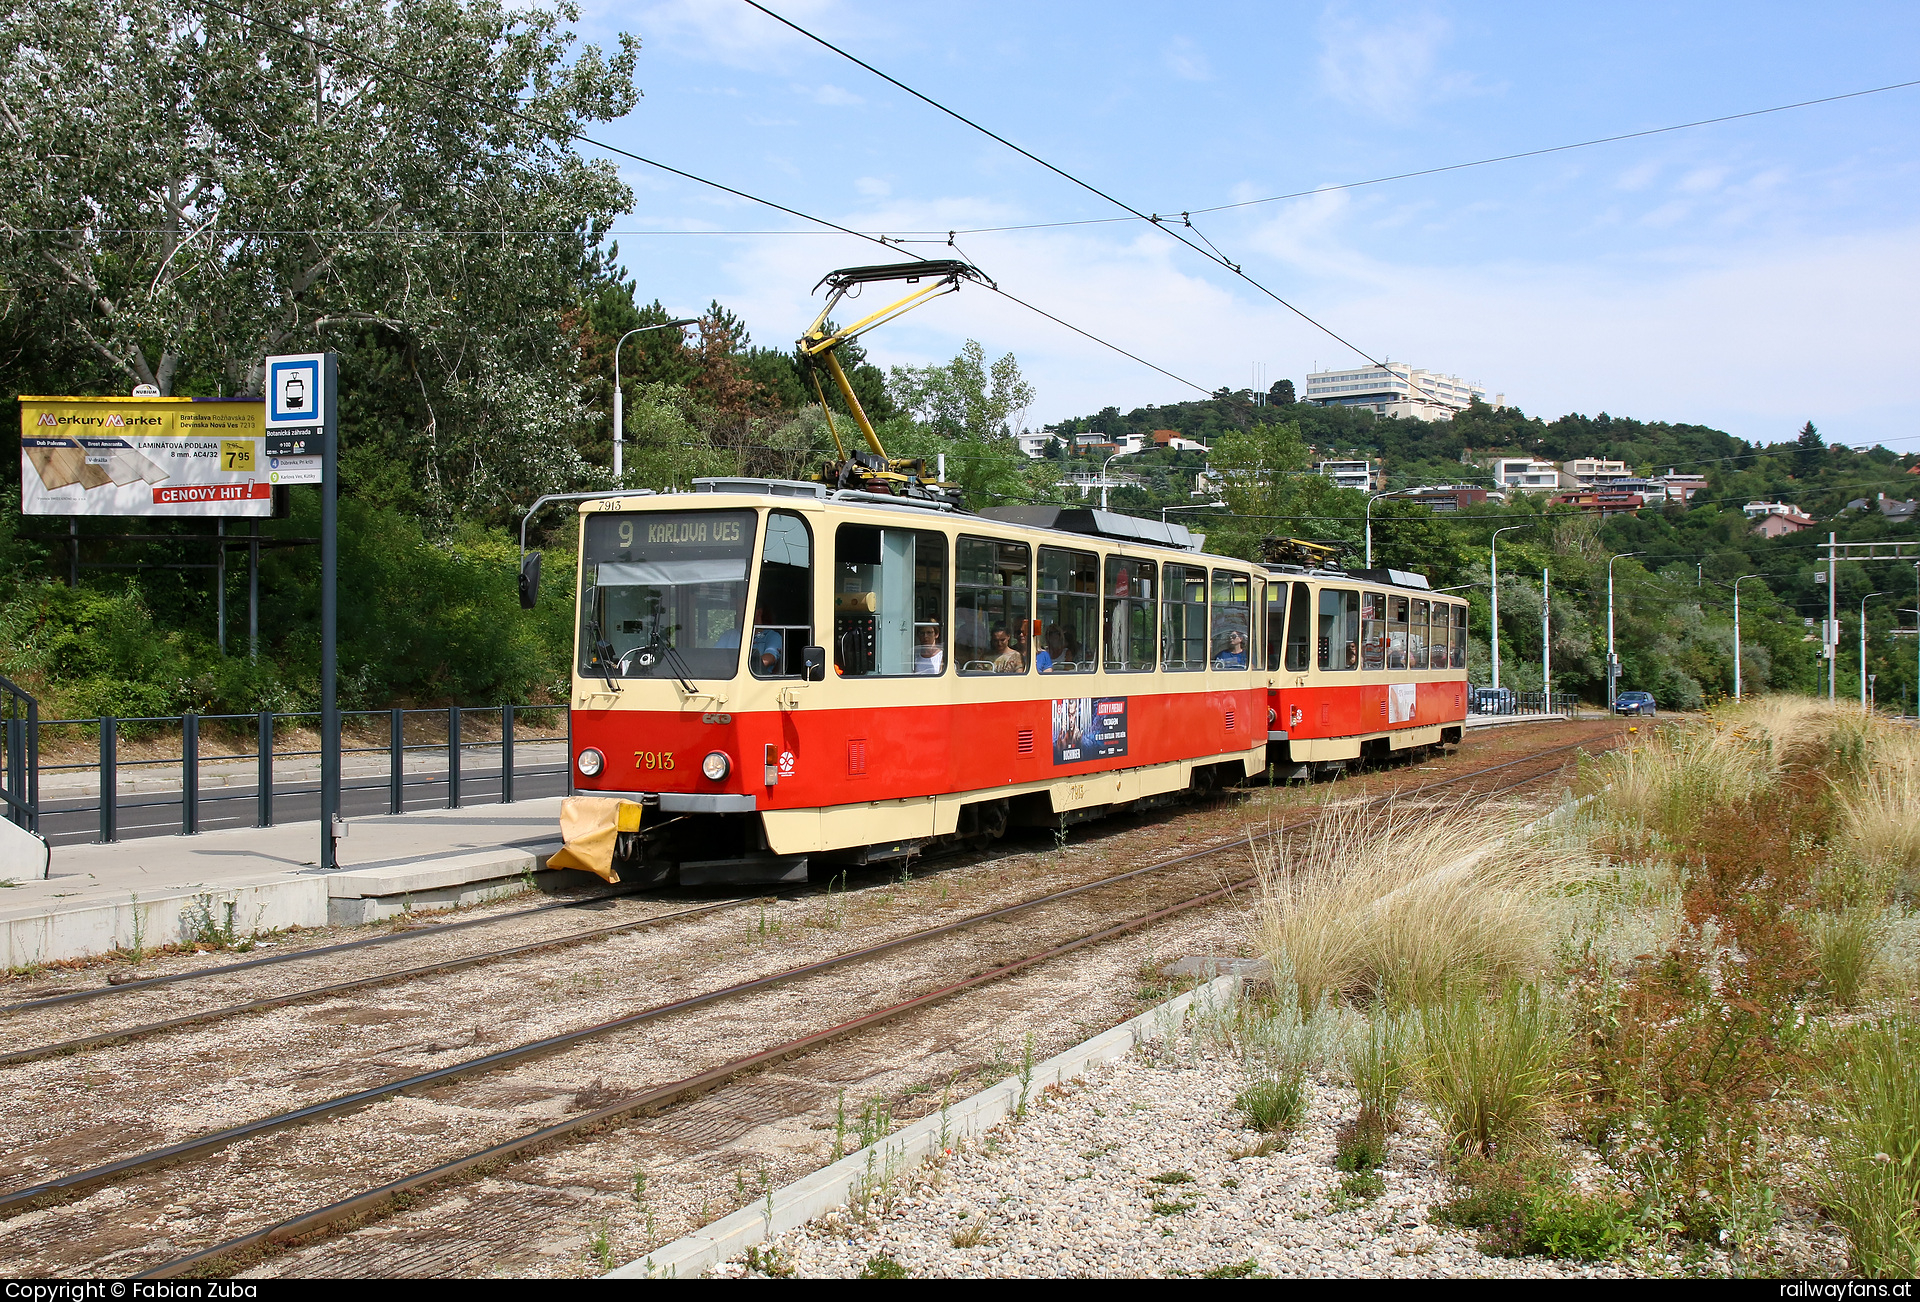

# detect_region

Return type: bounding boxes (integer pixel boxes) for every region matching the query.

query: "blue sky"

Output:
[569,0,1920,450]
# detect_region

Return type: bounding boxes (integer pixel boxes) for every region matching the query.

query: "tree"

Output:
[884,341,1048,507]
[1269,379,1296,406]
[1794,420,1825,478]
[1,0,638,512]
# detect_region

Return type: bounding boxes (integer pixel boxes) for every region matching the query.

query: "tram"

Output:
[535,259,1466,886]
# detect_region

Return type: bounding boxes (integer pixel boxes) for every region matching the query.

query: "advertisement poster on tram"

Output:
[1051,696,1129,764]
[18,396,273,517]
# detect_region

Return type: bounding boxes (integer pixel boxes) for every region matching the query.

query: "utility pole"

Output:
[1862,591,1893,708]
[611,318,697,483]
[1607,551,1642,711]
[1733,574,1760,702]
[1827,533,1838,700]
[1489,525,1526,691]
[1541,568,1551,710]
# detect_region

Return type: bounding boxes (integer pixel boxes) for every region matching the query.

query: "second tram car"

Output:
[544,481,1469,886]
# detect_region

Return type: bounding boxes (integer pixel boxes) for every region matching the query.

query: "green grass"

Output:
[1433,1166,1636,1262]
[860,1254,908,1278]
[1818,1016,1920,1277]
[1418,983,1563,1157]
[1234,1077,1305,1135]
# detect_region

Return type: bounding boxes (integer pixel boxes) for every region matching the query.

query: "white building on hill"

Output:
[1305,363,1498,420]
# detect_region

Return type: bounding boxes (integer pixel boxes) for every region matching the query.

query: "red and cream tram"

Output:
[545,482,1469,887]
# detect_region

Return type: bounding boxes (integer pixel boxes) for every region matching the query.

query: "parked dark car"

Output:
[1471,686,1515,714]
[1615,691,1657,716]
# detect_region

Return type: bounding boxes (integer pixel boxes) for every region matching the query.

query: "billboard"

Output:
[1051,695,1129,765]
[19,396,274,517]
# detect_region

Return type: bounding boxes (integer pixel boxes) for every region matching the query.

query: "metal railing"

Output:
[1467,688,1581,717]
[1,674,38,833]
[19,704,570,845]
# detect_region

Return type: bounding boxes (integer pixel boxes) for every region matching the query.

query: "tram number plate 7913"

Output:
[635,750,676,771]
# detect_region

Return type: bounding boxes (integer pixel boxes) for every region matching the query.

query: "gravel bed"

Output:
[716,1034,1634,1279]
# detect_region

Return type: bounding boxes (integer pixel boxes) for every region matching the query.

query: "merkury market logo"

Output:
[33,411,163,429]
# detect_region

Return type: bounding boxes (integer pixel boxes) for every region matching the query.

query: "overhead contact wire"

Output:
[741,0,1386,365]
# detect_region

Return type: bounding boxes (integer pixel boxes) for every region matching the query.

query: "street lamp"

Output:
[612,318,698,482]
[1732,574,1760,702]
[1861,590,1894,708]
[1364,490,1401,569]
[1606,551,1643,711]
[1100,446,1137,511]
[1489,525,1528,692]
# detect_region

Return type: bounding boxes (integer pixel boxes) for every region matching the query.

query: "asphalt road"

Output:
[34,766,571,848]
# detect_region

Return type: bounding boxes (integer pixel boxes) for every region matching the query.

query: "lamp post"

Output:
[1861,591,1894,708]
[1364,490,1402,569]
[1542,567,1552,710]
[611,318,697,483]
[1100,446,1136,511]
[1606,551,1643,711]
[1732,574,1760,702]
[1489,525,1527,692]
[1903,607,1920,720]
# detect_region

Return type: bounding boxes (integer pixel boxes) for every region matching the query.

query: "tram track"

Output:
[139,741,1590,1280]
[0,737,1588,1073]
[0,733,1602,1278]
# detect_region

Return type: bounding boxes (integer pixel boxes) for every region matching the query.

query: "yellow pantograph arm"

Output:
[807,367,849,460]
[822,349,886,458]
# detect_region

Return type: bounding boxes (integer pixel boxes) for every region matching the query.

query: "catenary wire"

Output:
[156,0,1209,394]
[739,0,1386,367]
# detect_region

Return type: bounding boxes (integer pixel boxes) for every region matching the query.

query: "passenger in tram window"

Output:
[1037,626,1069,673]
[1316,589,1358,671]
[1360,592,1385,671]
[1215,630,1248,669]
[990,624,1025,673]
[914,620,944,674]
[1208,570,1249,669]
[1386,595,1409,669]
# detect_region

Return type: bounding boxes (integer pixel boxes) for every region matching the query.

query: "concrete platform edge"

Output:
[608,973,1242,1280]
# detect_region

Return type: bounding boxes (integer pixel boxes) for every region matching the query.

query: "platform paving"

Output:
[0,798,573,969]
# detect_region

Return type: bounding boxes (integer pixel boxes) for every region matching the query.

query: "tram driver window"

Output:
[1317,588,1359,671]
[957,538,1031,674]
[833,524,947,677]
[1453,604,1469,669]
[1037,547,1098,673]
[1211,571,1251,668]
[1104,557,1157,672]
[1162,564,1207,671]
[750,511,812,678]
[1283,582,1312,672]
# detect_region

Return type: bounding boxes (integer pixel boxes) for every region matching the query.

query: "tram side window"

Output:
[1453,604,1469,669]
[956,537,1031,674]
[1386,595,1410,669]
[1317,588,1359,671]
[750,511,812,678]
[1211,571,1251,668]
[1251,578,1266,668]
[1037,547,1098,673]
[1430,602,1452,668]
[1409,599,1430,670]
[1104,556,1157,672]
[1360,591,1385,671]
[833,524,947,677]
[1162,564,1207,671]
[1283,582,1312,672]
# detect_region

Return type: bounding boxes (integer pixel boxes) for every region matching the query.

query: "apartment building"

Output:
[1561,458,1630,487]
[1316,459,1377,491]
[1304,362,1498,420]
[1491,457,1562,491]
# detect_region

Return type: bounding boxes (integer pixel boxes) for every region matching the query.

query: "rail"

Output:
[20,704,571,845]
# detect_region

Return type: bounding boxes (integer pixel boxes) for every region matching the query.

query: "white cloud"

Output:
[796,82,864,106]
[1316,6,1479,123]
[638,0,841,71]
[854,176,891,197]
[1164,37,1212,82]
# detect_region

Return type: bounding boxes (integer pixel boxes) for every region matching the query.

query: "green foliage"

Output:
[1418,983,1563,1157]
[858,1254,908,1279]
[1433,1163,1637,1262]
[1234,1077,1306,1135]
[1817,1015,1920,1277]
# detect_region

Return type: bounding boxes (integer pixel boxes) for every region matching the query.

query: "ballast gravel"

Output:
[715,1037,1631,1279]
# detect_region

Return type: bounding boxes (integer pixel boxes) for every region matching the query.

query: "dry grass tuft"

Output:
[1250,795,1595,1007]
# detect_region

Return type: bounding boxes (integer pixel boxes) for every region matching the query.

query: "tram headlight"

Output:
[701,750,732,781]
[576,748,604,777]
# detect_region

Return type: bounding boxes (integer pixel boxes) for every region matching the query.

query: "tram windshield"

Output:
[578,510,756,681]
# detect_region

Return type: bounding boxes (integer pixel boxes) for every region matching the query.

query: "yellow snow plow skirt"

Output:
[548,796,643,884]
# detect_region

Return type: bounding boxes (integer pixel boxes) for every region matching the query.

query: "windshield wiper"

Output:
[659,640,700,695]
[585,619,621,693]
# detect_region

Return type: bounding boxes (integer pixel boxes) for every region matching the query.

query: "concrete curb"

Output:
[607,972,1243,1279]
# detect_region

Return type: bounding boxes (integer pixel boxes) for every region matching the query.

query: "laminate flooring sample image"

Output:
[104,447,169,486]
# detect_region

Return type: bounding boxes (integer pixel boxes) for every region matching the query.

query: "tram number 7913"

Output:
[635,750,677,771]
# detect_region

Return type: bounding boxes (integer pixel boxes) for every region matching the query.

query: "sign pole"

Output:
[320,354,340,870]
